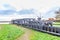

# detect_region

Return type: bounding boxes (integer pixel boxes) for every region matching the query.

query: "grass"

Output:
[0,24,24,40]
[30,30,60,40]
[53,25,60,27]
[53,22,60,24]
[29,22,60,40]
[53,22,60,27]
[0,22,59,40]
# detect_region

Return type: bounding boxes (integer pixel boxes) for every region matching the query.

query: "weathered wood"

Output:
[11,19,60,36]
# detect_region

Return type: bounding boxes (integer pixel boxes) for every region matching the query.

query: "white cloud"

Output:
[0,13,37,21]
[0,0,60,21]
[0,0,60,12]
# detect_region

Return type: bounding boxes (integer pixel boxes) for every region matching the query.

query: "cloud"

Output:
[0,7,59,21]
[0,13,37,21]
[0,4,16,15]
[0,0,60,21]
[3,4,16,10]
[0,4,37,21]
[0,4,35,15]
[0,10,16,15]
[18,9,35,15]
[43,7,60,19]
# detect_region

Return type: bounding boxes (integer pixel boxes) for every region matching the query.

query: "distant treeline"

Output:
[55,20,60,22]
[53,20,60,25]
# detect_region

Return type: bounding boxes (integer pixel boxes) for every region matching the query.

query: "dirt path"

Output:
[16,26,32,40]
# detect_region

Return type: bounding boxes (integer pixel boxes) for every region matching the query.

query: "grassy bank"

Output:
[0,24,24,40]
[0,24,60,40]
[30,30,60,40]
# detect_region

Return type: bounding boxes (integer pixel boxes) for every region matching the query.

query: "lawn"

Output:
[0,24,24,40]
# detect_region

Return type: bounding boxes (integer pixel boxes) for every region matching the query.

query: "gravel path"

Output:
[16,26,32,40]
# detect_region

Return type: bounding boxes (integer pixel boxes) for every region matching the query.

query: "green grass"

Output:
[53,22,60,27]
[0,24,24,40]
[53,25,60,27]
[0,23,59,40]
[30,30,60,40]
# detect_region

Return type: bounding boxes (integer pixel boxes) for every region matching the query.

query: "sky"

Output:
[0,0,60,21]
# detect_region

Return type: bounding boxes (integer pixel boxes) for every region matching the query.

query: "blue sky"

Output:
[0,0,60,21]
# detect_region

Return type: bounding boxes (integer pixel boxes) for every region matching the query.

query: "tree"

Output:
[55,9,60,20]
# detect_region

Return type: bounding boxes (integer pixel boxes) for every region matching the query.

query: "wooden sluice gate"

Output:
[11,18,60,36]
